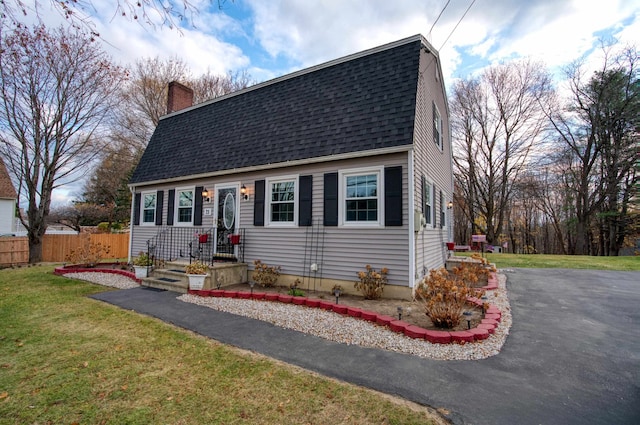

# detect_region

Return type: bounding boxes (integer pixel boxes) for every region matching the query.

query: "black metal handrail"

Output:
[146,227,244,267]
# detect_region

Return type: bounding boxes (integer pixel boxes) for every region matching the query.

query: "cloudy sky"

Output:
[18,0,640,204]
[33,0,639,84]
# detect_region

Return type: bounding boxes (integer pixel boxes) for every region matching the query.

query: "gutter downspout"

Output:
[128,186,135,264]
[408,149,416,290]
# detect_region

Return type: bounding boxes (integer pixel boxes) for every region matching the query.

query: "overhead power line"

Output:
[439,0,477,51]
[428,0,452,38]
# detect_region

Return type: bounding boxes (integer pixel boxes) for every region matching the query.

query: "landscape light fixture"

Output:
[249,280,255,295]
[397,306,403,320]
[334,288,341,304]
[463,311,472,329]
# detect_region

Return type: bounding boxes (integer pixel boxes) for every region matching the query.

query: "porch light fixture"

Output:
[240,184,248,200]
[202,188,211,203]
[447,201,453,209]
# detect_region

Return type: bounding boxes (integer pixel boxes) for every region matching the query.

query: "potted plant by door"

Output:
[132,251,152,278]
[184,260,209,290]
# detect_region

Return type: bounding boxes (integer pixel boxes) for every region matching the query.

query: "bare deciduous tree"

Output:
[112,56,191,152]
[546,44,639,255]
[1,1,231,33]
[111,56,253,152]
[191,69,253,104]
[451,59,554,245]
[0,24,125,262]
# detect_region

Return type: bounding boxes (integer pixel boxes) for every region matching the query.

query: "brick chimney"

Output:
[167,81,194,114]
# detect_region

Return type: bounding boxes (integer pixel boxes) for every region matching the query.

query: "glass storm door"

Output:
[214,185,238,257]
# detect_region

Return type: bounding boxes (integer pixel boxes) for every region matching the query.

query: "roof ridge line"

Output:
[161,34,434,120]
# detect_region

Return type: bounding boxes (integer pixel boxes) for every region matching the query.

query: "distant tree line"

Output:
[451,43,639,256]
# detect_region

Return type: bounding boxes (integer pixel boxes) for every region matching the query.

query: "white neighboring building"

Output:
[0,158,17,235]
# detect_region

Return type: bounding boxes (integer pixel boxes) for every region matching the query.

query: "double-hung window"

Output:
[267,177,297,225]
[422,177,433,227]
[142,192,156,225]
[176,188,194,225]
[433,102,443,150]
[340,167,382,226]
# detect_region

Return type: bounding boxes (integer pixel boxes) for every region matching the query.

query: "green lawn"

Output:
[457,252,640,271]
[0,265,442,425]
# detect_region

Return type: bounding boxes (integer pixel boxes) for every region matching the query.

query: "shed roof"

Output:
[131,35,430,185]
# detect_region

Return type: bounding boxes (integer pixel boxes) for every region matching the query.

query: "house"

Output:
[0,158,17,235]
[129,34,454,299]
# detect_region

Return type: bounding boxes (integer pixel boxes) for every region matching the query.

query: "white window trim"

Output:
[174,186,195,227]
[423,178,435,229]
[434,102,443,151]
[440,189,447,229]
[265,175,298,227]
[141,191,157,226]
[338,166,384,227]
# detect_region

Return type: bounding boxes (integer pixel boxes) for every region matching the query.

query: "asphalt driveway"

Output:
[92,268,640,425]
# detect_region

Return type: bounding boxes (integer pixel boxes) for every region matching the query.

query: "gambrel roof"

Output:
[131,35,428,185]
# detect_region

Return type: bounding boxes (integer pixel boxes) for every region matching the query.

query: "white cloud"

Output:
[9,0,640,207]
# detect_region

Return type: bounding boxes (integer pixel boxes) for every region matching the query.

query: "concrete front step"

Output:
[141,276,189,293]
[141,261,248,293]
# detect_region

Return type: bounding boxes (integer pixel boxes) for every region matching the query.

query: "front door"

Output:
[214,185,238,258]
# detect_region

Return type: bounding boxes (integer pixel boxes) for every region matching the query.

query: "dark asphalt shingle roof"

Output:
[131,37,423,185]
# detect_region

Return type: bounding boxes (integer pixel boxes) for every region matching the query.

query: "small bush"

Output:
[288,278,304,296]
[354,265,388,300]
[288,288,305,297]
[132,251,152,266]
[253,260,281,287]
[184,260,209,275]
[65,239,111,266]
[415,267,484,329]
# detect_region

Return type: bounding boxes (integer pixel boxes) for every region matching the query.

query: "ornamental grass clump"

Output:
[415,267,485,329]
[253,260,281,287]
[355,265,388,300]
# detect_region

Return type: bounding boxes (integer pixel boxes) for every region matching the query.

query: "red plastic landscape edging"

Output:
[54,265,141,283]
[187,287,502,345]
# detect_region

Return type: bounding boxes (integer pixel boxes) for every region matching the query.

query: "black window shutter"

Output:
[254,180,265,226]
[385,166,403,226]
[432,183,437,227]
[299,175,313,226]
[133,193,141,225]
[323,172,338,226]
[167,189,175,226]
[194,186,203,226]
[421,175,426,215]
[155,190,164,225]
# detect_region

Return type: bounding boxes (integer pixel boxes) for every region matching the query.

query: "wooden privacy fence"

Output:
[0,237,29,266]
[42,233,130,262]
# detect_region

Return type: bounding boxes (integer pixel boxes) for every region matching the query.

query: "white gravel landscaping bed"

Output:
[177,273,512,361]
[64,272,140,290]
[67,270,512,360]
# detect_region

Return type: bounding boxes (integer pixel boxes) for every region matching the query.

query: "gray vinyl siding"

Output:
[411,47,454,282]
[130,152,411,287]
